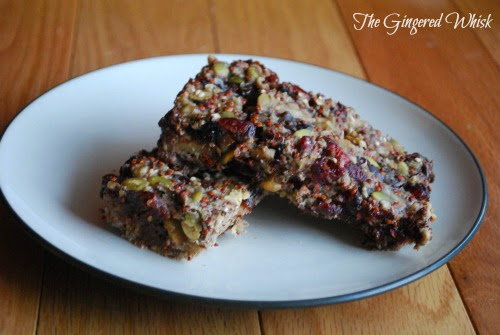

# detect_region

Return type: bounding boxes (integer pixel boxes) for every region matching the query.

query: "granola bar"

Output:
[100,150,260,259]
[157,57,436,250]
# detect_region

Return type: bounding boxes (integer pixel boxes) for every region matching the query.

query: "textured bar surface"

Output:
[158,57,436,249]
[101,150,260,259]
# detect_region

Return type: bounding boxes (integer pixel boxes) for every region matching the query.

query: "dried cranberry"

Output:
[266,73,279,86]
[297,136,312,153]
[406,183,430,201]
[146,194,170,218]
[279,82,307,99]
[326,141,350,167]
[346,163,366,182]
[311,157,345,184]
[218,118,256,142]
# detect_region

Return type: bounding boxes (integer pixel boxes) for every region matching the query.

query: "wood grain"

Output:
[452,0,500,64]
[0,0,77,334]
[336,1,499,334]
[37,255,260,335]
[212,0,364,78]
[213,0,477,333]
[0,0,77,126]
[261,267,475,335]
[70,0,216,77]
[0,203,43,335]
[36,1,260,334]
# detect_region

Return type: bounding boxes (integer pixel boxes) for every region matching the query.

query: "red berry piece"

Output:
[326,141,350,167]
[311,157,345,184]
[297,136,312,153]
[218,118,256,142]
[406,183,430,201]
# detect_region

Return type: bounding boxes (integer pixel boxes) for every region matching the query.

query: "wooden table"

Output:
[1,1,498,334]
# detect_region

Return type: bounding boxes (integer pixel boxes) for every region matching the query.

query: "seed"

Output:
[147,176,172,188]
[220,111,235,118]
[247,64,261,80]
[123,178,148,191]
[191,190,203,203]
[229,76,243,84]
[181,212,202,241]
[213,61,230,77]
[390,138,405,154]
[366,156,381,169]
[189,90,212,102]
[397,161,409,176]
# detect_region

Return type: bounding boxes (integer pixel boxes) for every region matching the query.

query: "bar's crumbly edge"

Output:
[100,149,261,259]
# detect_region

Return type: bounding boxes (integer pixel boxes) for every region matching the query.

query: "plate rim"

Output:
[0,53,488,309]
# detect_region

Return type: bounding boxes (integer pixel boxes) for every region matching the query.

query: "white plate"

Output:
[0,54,487,307]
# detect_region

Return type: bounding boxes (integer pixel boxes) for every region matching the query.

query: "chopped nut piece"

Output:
[261,179,282,192]
[371,191,402,204]
[293,128,314,138]
[227,188,251,204]
[189,90,212,102]
[256,146,276,160]
[132,163,148,177]
[257,93,271,109]
[164,219,186,246]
